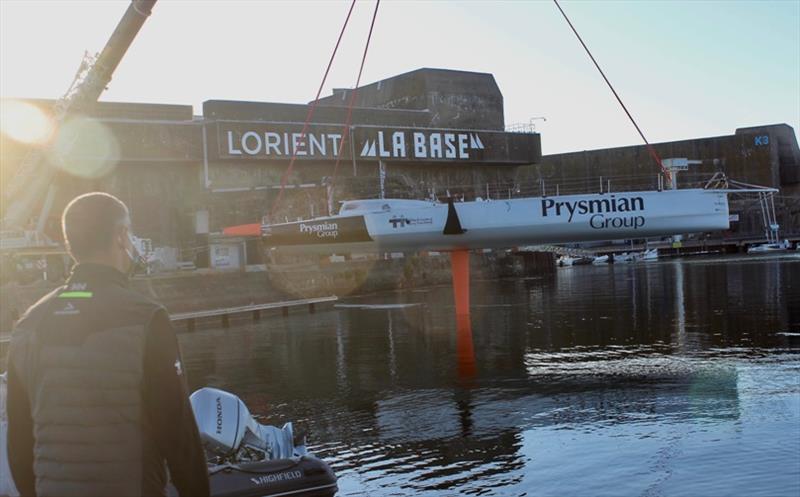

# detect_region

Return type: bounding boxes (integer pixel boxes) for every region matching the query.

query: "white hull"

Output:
[263,189,730,254]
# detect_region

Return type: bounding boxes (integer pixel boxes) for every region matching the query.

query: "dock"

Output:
[0,297,339,356]
[170,296,338,332]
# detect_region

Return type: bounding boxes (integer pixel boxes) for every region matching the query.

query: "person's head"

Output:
[61,192,137,273]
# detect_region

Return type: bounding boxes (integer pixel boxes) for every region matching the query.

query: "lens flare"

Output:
[47,116,120,179]
[0,100,54,145]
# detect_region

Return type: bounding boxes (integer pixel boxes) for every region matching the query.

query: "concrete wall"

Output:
[315,68,505,131]
[203,100,432,128]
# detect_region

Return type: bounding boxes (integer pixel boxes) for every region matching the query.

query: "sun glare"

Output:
[48,116,120,179]
[0,99,54,145]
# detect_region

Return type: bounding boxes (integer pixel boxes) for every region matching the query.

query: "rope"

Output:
[269,0,357,219]
[553,0,671,182]
[330,0,382,190]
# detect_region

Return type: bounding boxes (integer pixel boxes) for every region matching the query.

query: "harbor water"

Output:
[179,254,800,497]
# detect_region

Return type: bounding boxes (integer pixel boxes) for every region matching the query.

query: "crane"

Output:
[1,0,157,244]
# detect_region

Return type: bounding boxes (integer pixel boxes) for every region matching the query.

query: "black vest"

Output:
[10,264,165,497]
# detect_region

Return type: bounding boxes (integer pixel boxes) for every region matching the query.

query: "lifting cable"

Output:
[329,0,382,192]
[553,0,671,182]
[269,0,357,220]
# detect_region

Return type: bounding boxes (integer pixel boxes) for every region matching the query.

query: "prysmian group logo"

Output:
[389,216,433,228]
[300,221,339,238]
[541,194,647,230]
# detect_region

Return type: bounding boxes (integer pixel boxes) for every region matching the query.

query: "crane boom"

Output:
[70,0,158,109]
[1,0,157,233]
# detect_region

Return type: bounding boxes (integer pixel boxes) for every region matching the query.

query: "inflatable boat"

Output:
[173,387,338,497]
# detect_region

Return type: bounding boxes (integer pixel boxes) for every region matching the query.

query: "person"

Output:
[6,192,209,497]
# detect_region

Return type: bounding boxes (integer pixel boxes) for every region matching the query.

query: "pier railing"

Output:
[170,296,339,332]
[460,172,735,201]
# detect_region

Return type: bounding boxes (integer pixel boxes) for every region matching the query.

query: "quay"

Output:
[519,235,800,260]
[590,235,800,257]
[170,296,338,332]
[0,296,339,358]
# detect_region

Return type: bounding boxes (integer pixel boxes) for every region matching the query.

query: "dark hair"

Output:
[62,192,129,261]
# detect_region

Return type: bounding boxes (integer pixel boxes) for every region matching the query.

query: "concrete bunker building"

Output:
[1,67,798,271]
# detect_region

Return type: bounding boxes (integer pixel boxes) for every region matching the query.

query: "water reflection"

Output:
[456,314,476,382]
[179,255,800,496]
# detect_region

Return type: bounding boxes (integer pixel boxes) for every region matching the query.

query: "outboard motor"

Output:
[190,387,302,461]
[181,387,337,497]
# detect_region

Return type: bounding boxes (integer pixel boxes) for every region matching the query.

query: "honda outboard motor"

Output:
[191,387,301,461]
[179,387,337,497]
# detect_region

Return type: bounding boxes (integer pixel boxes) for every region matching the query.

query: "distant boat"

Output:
[747,240,790,254]
[613,248,657,263]
[557,255,574,266]
[641,248,659,261]
[592,255,609,264]
[557,255,593,266]
[615,252,636,263]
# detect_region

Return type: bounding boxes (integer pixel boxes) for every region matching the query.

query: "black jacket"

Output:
[7,263,209,497]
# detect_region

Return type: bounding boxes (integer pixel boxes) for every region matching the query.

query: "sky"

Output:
[1,0,798,154]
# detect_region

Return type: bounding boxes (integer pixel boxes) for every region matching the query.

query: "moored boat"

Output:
[747,240,790,254]
[640,248,659,260]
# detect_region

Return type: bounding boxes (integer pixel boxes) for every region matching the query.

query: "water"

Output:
[179,254,800,497]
